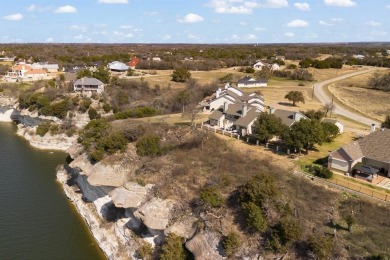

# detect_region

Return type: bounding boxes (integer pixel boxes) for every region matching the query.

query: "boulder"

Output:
[185,232,223,260]
[134,198,175,230]
[110,182,154,208]
[164,216,198,239]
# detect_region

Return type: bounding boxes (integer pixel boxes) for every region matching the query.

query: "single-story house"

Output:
[270,63,280,71]
[31,63,59,72]
[269,108,308,127]
[253,61,266,70]
[74,77,104,94]
[237,76,267,88]
[328,128,390,177]
[107,61,129,72]
[322,118,344,133]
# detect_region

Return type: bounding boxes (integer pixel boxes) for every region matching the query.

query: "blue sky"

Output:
[1,0,389,43]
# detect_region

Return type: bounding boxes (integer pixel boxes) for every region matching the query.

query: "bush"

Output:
[138,243,153,260]
[245,67,255,73]
[79,98,92,113]
[123,125,145,142]
[307,233,333,260]
[222,232,241,257]
[88,107,101,120]
[242,202,268,233]
[199,186,223,208]
[102,103,111,113]
[36,121,51,137]
[159,233,189,260]
[49,124,60,135]
[171,67,191,82]
[308,165,333,179]
[136,135,162,157]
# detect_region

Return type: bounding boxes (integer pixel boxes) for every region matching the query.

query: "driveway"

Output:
[313,67,381,127]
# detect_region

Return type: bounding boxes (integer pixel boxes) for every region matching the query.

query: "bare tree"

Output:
[323,102,336,117]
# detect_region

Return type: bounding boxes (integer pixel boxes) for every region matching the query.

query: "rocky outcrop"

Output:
[0,108,14,122]
[111,182,154,208]
[185,232,224,260]
[164,216,198,239]
[134,197,175,230]
[17,124,77,150]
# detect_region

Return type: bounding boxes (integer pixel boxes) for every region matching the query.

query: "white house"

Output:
[322,118,344,133]
[4,63,49,82]
[107,61,129,72]
[253,61,266,70]
[152,57,162,62]
[270,63,280,71]
[269,108,308,127]
[73,77,104,94]
[237,76,267,88]
[31,63,59,72]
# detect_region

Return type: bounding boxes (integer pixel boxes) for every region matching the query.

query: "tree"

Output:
[284,91,305,106]
[303,109,324,120]
[77,69,92,79]
[274,216,302,247]
[282,119,323,153]
[136,135,162,157]
[88,107,101,120]
[200,186,223,208]
[252,112,287,143]
[381,115,390,129]
[322,102,336,117]
[171,67,191,82]
[175,89,192,113]
[242,202,268,233]
[93,66,110,84]
[245,66,255,73]
[255,66,272,80]
[343,212,356,233]
[159,233,188,260]
[321,122,339,142]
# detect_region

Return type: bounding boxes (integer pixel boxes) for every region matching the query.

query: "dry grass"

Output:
[328,70,390,121]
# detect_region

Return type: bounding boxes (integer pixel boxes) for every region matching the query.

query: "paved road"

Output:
[313,68,381,127]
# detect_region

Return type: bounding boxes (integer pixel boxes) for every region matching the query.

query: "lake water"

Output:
[0,122,105,259]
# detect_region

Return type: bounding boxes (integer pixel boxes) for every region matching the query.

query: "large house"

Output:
[253,61,266,70]
[269,108,308,127]
[237,76,267,88]
[107,61,129,72]
[200,83,265,113]
[128,57,140,70]
[31,63,59,72]
[4,63,49,82]
[73,77,104,94]
[328,127,390,179]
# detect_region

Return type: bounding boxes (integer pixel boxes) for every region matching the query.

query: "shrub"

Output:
[242,202,268,233]
[308,165,333,179]
[102,103,111,113]
[159,233,188,260]
[274,216,302,247]
[49,124,60,135]
[36,121,51,137]
[101,132,128,154]
[222,232,241,257]
[245,67,255,73]
[136,135,162,157]
[171,67,191,82]
[307,233,333,260]
[123,125,145,142]
[79,98,92,113]
[88,107,101,120]
[138,243,153,260]
[200,186,223,208]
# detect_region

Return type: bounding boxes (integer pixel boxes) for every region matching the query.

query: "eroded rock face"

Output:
[185,232,224,260]
[110,182,154,208]
[134,197,175,230]
[67,143,84,159]
[164,216,198,239]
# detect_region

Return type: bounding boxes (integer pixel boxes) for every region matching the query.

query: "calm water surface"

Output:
[0,122,105,260]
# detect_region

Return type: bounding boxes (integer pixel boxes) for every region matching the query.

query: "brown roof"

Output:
[331,129,390,163]
[234,108,260,127]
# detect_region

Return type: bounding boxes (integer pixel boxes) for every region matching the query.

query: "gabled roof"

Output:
[322,118,342,125]
[209,109,224,120]
[331,129,390,163]
[225,103,243,117]
[74,77,103,86]
[272,109,307,127]
[234,108,260,127]
[237,76,267,84]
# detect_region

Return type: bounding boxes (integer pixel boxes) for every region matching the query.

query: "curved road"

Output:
[313,67,382,127]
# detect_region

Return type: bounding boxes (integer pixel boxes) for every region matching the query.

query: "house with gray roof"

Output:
[269,108,308,127]
[107,61,129,72]
[73,77,104,94]
[237,76,267,88]
[328,128,390,179]
[322,118,344,133]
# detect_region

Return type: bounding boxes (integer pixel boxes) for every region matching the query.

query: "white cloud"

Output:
[331,18,343,22]
[98,0,128,3]
[69,25,87,32]
[366,21,381,27]
[319,20,333,26]
[371,31,387,36]
[386,5,390,9]
[286,19,309,27]
[120,25,133,29]
[2,13,23,21]
[177,13,204,23]
[55,5,77,13]
[244,34,258,40]
[284,32,295,37]
[240,21,247,26]
[143,11,159,16]
[254,27,266,31]
[26,4,36,12]
[324,0,356,7]
[161,34,171,40]
[294,2,310,11]
[188,33,197,39]
[207,0,288,14]
[46,37,54,43]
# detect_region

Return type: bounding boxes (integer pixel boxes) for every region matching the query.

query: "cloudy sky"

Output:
[1,0,389,43]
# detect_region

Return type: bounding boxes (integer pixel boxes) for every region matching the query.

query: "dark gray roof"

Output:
[238,76,267,84]
[225,103,243,117]
[331,128,390,163]
[234,108,260,127]
[209,109,224,120]
[273,109,298,127]
[356,165,379,175]
[74,77,103,86]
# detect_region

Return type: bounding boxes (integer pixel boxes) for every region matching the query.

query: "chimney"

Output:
[216,88,221,98]
[370,124,376,133]
[269,107,275,114]
[223,102,228,112]
[225,83,229,89]
[242,104,248,117]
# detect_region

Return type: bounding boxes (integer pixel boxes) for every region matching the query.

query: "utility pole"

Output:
[330,94,334,117]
